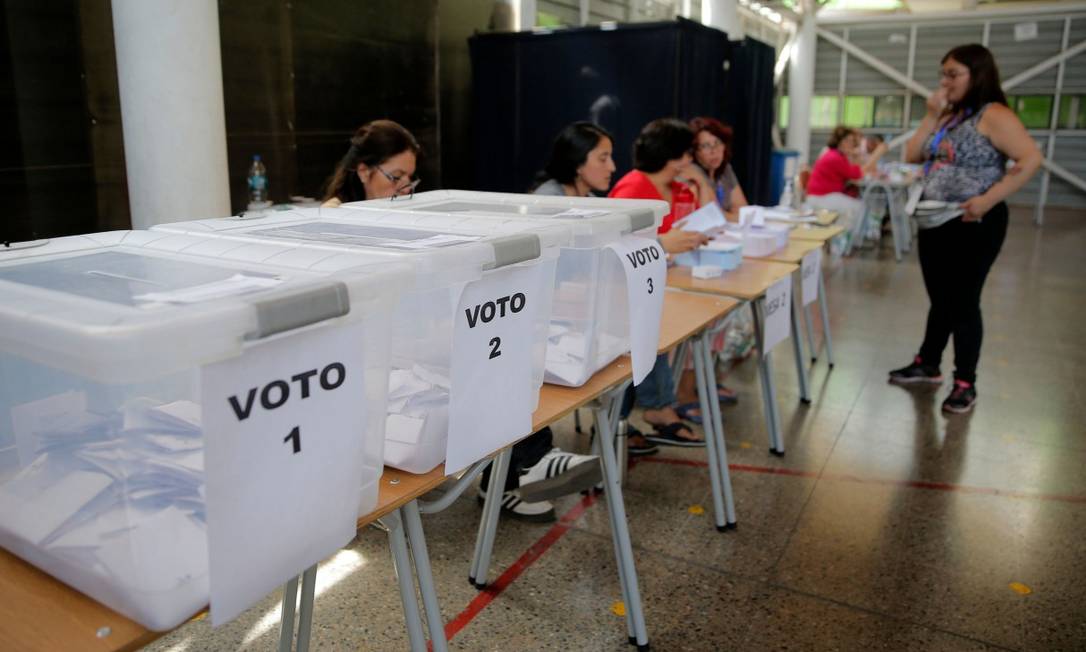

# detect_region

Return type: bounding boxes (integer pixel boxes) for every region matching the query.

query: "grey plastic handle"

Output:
[485,234,541,270]
[248,281,350,340]
[627,209,656,232]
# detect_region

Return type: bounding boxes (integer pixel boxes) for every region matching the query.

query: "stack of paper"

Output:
[544,322,591,386]
[384,364,450,449]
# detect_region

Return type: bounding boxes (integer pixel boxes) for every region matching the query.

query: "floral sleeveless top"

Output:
[922,103,1006,204]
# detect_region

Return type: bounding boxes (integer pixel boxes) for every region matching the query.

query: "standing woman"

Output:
[889,44,1041,413]
[322,119,421,205]
[689,117,748,220]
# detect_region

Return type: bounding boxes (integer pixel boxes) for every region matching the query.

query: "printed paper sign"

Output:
[446,265,541,473]
[762,275,792,353]
[202,320,367,624]
[605,236,667,384]
[801,247,822,306]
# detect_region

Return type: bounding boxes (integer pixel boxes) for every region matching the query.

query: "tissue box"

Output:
[673,238,743,270]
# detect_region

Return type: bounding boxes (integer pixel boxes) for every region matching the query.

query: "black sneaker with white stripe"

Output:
[477,488,555,522]
[516,448,602,503]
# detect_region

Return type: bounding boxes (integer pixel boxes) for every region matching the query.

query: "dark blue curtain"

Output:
[722,38,776,206]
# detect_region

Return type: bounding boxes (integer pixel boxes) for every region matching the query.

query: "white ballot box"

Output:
[345,190,667,387]
[153,208,568,475]
[0,231,405,629]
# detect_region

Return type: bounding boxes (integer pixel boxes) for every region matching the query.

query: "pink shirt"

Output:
[807,148,863,198]
[609,170,697,234]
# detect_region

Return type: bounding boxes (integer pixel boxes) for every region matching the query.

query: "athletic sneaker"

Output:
[477,488,556,523]
[516,448,602,503]
[888,356,944,385]
[942,380,977,414]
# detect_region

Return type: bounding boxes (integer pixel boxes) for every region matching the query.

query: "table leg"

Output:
[277,575,299,652]
[790,289,812,404]
[469,448,511,588]
[295,564,317,652]
[386,510,427,652]
[817,267,835,368]
[750,299,784,455]
[691,336,728,530]
[403,500,448,652]
[699,331,737,527]
[591,404,635,644]
[801,287,817,363]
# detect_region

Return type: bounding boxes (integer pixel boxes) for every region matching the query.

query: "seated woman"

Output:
[609,118,713,447]
[532,121,616,197]
[805,126,886,237]
[690,116,748,220]
[322,119,421,205]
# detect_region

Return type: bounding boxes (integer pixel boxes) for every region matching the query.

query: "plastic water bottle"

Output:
[247,155,268,205]
[778,180,794,209]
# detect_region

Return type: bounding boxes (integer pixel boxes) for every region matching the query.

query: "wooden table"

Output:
[789,224,845,243]
[0,291,739,652]
[667,259,799,456]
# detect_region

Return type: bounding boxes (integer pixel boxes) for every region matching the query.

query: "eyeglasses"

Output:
[696,140,724,152]
[376,165,421,198]
[939,69,966,80]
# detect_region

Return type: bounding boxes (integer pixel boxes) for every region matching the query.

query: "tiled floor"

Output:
[144,206,1086,651]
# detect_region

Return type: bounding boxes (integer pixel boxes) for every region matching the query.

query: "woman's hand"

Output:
[926,88,949,116]
[678,164,718,208]
[659,228,710,254]
[960,194,993,222]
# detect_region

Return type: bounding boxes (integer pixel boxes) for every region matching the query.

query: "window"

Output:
[778,96,790,130]
[1007,95,1053,129]
[873,95,904,128]
[811,96,839,129]
[843,96,874,128]
[1058,95,1085,130]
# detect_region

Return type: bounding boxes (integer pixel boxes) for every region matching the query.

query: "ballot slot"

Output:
[153,208,569,475]
[0,231,405,630]
[350,190,668,387]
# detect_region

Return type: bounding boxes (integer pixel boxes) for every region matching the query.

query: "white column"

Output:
[112,0,230,228]
[702,0,741,39]
[786,11,816,164]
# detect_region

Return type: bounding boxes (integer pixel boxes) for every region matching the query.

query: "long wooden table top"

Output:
[748,239,822,266]
[668,258,798,301]
[789,224,845,242]
[0,291,738,651]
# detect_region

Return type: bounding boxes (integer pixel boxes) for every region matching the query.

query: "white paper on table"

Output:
[738,205,762,227]
[677,201,727,234]
[801,247,821,306]
[11,391,87,465]
[446,265,540,474]
[201,320,368,625]
[604,236,666,384]
[762,275,792,353]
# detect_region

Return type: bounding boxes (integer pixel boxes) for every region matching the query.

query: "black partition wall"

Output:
[468,18,775,205]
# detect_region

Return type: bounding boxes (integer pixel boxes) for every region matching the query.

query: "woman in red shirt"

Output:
[806,126,885,236]
[608,119,712,447]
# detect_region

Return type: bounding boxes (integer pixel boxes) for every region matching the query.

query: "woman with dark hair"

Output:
[322,119,421,206]
[533,122,616,196]
[806,126,886,236]
[890,44,1041,413]
[607,118,713,447]
[690,116,747,219]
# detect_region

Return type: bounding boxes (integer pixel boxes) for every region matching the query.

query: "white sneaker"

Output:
[477,488,555,522]
[516,448,601,503]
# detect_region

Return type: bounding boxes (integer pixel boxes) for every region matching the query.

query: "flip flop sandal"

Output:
[674,402,704,425]
[645,422,706,448]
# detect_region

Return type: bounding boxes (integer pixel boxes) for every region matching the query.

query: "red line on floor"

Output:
[441,492,599,643]
[637,457,1086,504]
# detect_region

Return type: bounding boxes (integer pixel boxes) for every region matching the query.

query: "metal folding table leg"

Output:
[277,575,299,652]
[817,268,835,368]
[469,448,512,588]
[698,332,737,527]
[402,500,448,652]
[799,282,817,363]
[591,405,635,644]
[691,336,728,530]
[750,300,784,455]
[386,510,427,652]
[294,564,317,652]
[790,292,812,404]
[594,398,650,650]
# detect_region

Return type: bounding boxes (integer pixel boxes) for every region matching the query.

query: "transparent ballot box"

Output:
[153,207,568,474]
[0,231,406,629]
[346,190,667,387]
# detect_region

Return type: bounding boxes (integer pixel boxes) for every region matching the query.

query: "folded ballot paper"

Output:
[677,201,729,235]
[0,397,208,623]
[544,321,626,386]
[383,363,451,471]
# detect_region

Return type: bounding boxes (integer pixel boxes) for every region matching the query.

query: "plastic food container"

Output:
[344,190,667,387]
[674,235,744,270]
[0,231,405,629]
[153,207,568,473]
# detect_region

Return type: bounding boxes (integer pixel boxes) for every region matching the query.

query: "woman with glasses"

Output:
[889,44,1041,414]
[690,116,747,220]
[806,126,886,241]
[322,119,421,206]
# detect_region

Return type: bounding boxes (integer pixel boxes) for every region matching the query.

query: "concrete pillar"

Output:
[111,0,230,228]
[703,0,741,39]
[786,11,816,165]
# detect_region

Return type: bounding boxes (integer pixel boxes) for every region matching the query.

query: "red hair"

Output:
[689,116,734,180]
